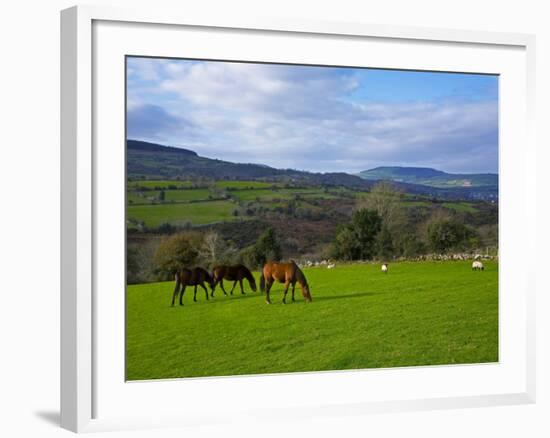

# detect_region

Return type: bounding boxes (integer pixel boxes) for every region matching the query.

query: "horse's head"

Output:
[206,271,216,291]
[296,268,312,302]
[302,283,312,302]
[249,275,257,292]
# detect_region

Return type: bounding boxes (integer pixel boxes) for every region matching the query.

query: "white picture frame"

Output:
[60,4,537,433]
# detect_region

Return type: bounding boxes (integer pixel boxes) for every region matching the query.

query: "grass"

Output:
[127,200,237,227]
[127,189,214,204]
[126,260,498,380]
[442,202,478,213]
[127,180,194,190]
[231,188,336,202]
[215,180,281,189]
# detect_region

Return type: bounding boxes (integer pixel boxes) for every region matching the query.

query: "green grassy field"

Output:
[126,260,498,380]
[127,200,237,227]
[127,180,195,190]
[127,189,214,204]
[126,180,485,227]
[442,202,478,213]
[230,188,334,201]
[215,180,281,189]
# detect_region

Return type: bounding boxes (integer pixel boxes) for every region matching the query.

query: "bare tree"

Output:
[359,181,403,224]
[198,231,236,268]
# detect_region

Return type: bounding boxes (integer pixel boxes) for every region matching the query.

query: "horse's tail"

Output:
[259,273,265,293]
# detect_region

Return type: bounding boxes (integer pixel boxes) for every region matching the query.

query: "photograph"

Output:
[125,56,499,381]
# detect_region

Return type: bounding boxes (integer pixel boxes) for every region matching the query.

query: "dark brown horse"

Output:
[171,267,214,306]
[211,264,257,297]
[260,260,312,304]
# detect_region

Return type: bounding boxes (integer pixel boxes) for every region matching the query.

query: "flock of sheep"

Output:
[300,259,485,273]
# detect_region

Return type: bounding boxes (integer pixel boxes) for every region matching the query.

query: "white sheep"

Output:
[381,263,388,274]
[327,263,335,269]
[472,261,484,271]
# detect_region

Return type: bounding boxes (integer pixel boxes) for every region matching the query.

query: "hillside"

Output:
[127,139,374,189]
[127,140,497,200]
[357,166,498,189]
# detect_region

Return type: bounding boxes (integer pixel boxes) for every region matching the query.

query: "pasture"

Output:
[126,179,483,229]
[127,200,237,227]
[126,260,498,380]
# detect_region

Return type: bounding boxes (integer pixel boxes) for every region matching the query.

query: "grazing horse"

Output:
[211,264,257,297]
[260,260,312,304]
[171,267,214,306]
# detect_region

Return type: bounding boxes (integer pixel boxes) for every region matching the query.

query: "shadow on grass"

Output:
[312,291,382,302]
[168,290,382,307]
[169,291,264,307]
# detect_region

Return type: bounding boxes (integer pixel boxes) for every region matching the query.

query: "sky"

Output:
[126,57,498,174]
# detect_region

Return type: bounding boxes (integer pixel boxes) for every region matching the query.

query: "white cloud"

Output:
[127,60,498,174]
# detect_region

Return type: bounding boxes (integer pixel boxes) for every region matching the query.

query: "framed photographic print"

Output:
[61,5,536,433]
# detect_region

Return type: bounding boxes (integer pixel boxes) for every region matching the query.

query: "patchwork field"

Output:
[126,260,498,380]
[127,200,237,227]
[126,179,484,229]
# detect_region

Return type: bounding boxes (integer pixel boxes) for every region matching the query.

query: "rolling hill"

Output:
[357,166,498,189]
[127,139,375,189]
[127,140,498,200]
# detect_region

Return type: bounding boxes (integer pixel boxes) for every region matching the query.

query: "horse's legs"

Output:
[282,281,290,304]
[291,282,296,302]
[239,278,245,294]
[220,280,228,296]
[171,280,181,307]
[179,285,187,306]
[265,280,274,304]
[200,282,209,300]
[229,281,237,295]
[193,285,198,302]
[211,278,218,297]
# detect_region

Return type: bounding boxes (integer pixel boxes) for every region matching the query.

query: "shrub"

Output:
[426,216,476,253]
[332,208,382,260]
[153,232,203,280]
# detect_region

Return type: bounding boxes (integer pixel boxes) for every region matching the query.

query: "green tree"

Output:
[153,232,203,280]
[360,181,407,258]
[240,227,282,269]
[254,227,282,264]
[331,225,358,261]
[332,209,382,260]
[426,216,475,253]
[376,225,394,260]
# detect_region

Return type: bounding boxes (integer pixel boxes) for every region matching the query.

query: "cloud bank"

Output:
[127,58,498,174]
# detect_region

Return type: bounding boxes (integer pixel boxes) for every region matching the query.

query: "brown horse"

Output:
[171,267,214,306]
[260,260,312,304]
[211,264,257,297]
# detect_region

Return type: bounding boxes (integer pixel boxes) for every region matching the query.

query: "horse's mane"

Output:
[197,266,213,281]
[294,264,309,288]
[241,265,255,282]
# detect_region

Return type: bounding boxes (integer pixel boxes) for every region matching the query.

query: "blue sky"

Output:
[126,57,498,174]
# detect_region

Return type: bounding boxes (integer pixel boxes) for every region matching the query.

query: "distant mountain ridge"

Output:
[128,139,198,156]
[127,139,374,189]
[127,140,497,200]
[357,166,498,189]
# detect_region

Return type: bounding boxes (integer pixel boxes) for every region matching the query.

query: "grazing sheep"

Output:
[472,261,484,271]
[381,263,388,274]
[327,263,335,269]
